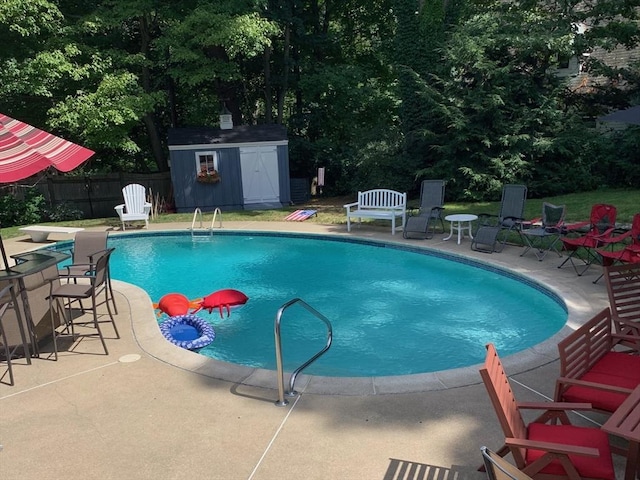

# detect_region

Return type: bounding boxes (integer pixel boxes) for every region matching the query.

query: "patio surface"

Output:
[0,219,630,479]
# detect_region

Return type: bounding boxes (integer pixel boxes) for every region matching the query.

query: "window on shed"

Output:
[196,152,218,174]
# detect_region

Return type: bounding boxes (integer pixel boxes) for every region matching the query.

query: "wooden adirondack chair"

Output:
[480,343,615,480]
[114,183,152,230]
[554,307,640,414]
[604,262,640,349]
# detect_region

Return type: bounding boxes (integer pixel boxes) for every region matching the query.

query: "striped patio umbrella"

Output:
[0,113,94,183]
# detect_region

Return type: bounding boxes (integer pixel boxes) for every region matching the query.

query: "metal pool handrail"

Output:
[190,208,222,236]
[274,298,333,406]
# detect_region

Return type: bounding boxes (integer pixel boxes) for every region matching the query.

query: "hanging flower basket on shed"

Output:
[197,170,221,184]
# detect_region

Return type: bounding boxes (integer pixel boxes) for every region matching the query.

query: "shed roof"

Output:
[168,124,287,146]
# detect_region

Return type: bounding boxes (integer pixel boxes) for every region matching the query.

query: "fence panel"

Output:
[1,172,173,220]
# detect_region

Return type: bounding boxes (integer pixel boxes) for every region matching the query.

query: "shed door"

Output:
[239,146,280,204]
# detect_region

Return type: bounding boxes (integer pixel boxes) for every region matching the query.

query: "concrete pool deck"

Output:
[0,220,629,479]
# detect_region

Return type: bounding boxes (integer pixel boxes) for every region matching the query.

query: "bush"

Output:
[43,202,84,222]
[0,188,45,227]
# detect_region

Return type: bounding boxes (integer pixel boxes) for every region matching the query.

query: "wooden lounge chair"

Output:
[480,343,615,480]
[554,307,640,414]
[604,262,640,349]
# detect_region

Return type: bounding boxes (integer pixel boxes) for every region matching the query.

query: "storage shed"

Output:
[167,124,291,213]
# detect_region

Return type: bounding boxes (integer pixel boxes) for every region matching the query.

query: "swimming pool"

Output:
[58,232,567,376]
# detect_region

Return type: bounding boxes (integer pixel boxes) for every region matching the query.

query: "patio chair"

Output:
[604,262,640,348]
[471,185,527,253]
[114,183,152,231]
[480,343,615,480]
[557,203,617,276]
[520,202,566,261]
[403,179,445,239]
[47,248,118,360]
[0,284,22,386]
[481,446,533,480]
[594,213,640,282]
[60,231,118,314]
[554,307,640,414]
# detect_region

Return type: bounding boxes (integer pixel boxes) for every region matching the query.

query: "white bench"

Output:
[19,226,85,242]
[344,189,407,235]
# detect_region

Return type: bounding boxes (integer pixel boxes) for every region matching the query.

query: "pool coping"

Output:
[110,226,606,395]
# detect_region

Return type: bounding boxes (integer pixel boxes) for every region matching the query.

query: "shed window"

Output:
[196,152,218,174]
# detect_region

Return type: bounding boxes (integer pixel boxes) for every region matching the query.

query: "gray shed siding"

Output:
[169,144,291,213]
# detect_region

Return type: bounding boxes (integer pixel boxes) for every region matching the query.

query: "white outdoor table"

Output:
[443,214,478,244]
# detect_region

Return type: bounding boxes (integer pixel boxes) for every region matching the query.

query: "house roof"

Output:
[168,124,288,146]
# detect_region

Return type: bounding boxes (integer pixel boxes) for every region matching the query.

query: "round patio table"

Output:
[443,214,478,245]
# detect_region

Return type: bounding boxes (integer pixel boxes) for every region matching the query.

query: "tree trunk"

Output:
[277,24,290,124]
[264,46,273,123]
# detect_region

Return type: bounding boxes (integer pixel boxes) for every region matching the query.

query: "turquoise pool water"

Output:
[59,232,567,376]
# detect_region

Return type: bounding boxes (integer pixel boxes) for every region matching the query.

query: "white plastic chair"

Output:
[114,183,152,230]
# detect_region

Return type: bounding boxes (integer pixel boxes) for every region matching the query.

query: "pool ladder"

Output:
[274,298,333,406]
[190,207,222,236]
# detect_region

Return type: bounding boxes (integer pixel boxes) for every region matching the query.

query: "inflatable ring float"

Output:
[160,314,215,350]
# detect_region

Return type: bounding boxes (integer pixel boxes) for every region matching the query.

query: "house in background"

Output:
[168,118,291,213]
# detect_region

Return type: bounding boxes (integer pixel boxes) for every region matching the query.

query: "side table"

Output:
[443,214,478,245]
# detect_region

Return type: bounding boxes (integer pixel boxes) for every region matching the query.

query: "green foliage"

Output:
[409,2,613,200]
[589,127,640,189]
[0,188,45,227]
[48,73,159,155]
[1,0,639,200]
[42,202,84,222]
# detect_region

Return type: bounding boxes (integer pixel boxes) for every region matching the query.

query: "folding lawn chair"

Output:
[558,203,617,276]
[594,213,640,282]
[520,202,566,261]
[403,179,445,239]
[471,185,527,253]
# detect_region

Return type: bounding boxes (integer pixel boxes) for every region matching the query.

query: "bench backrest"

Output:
[557,308,614,380]
[358,189,406,210]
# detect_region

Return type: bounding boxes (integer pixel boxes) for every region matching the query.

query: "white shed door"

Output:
[240,146,280,204]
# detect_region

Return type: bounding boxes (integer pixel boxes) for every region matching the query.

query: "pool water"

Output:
[63,232,567,376]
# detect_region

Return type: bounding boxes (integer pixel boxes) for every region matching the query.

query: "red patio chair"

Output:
[479,343,615,480]
[596,213,640,279]
[558,203,617,276]
[554,308,640,415]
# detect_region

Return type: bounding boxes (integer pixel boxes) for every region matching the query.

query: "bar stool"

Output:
[0,283,29,386]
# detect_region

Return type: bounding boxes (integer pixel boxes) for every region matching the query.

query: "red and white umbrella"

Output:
[0,113,94,183]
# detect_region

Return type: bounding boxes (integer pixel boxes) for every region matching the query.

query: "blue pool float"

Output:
[160,314,215,350]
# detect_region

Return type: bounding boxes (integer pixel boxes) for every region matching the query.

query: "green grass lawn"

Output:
[1,187,638,239]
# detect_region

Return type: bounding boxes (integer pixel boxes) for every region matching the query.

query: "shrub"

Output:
[0,188,45,227]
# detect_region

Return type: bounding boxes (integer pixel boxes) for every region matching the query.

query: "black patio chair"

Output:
[471,185,527,253]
